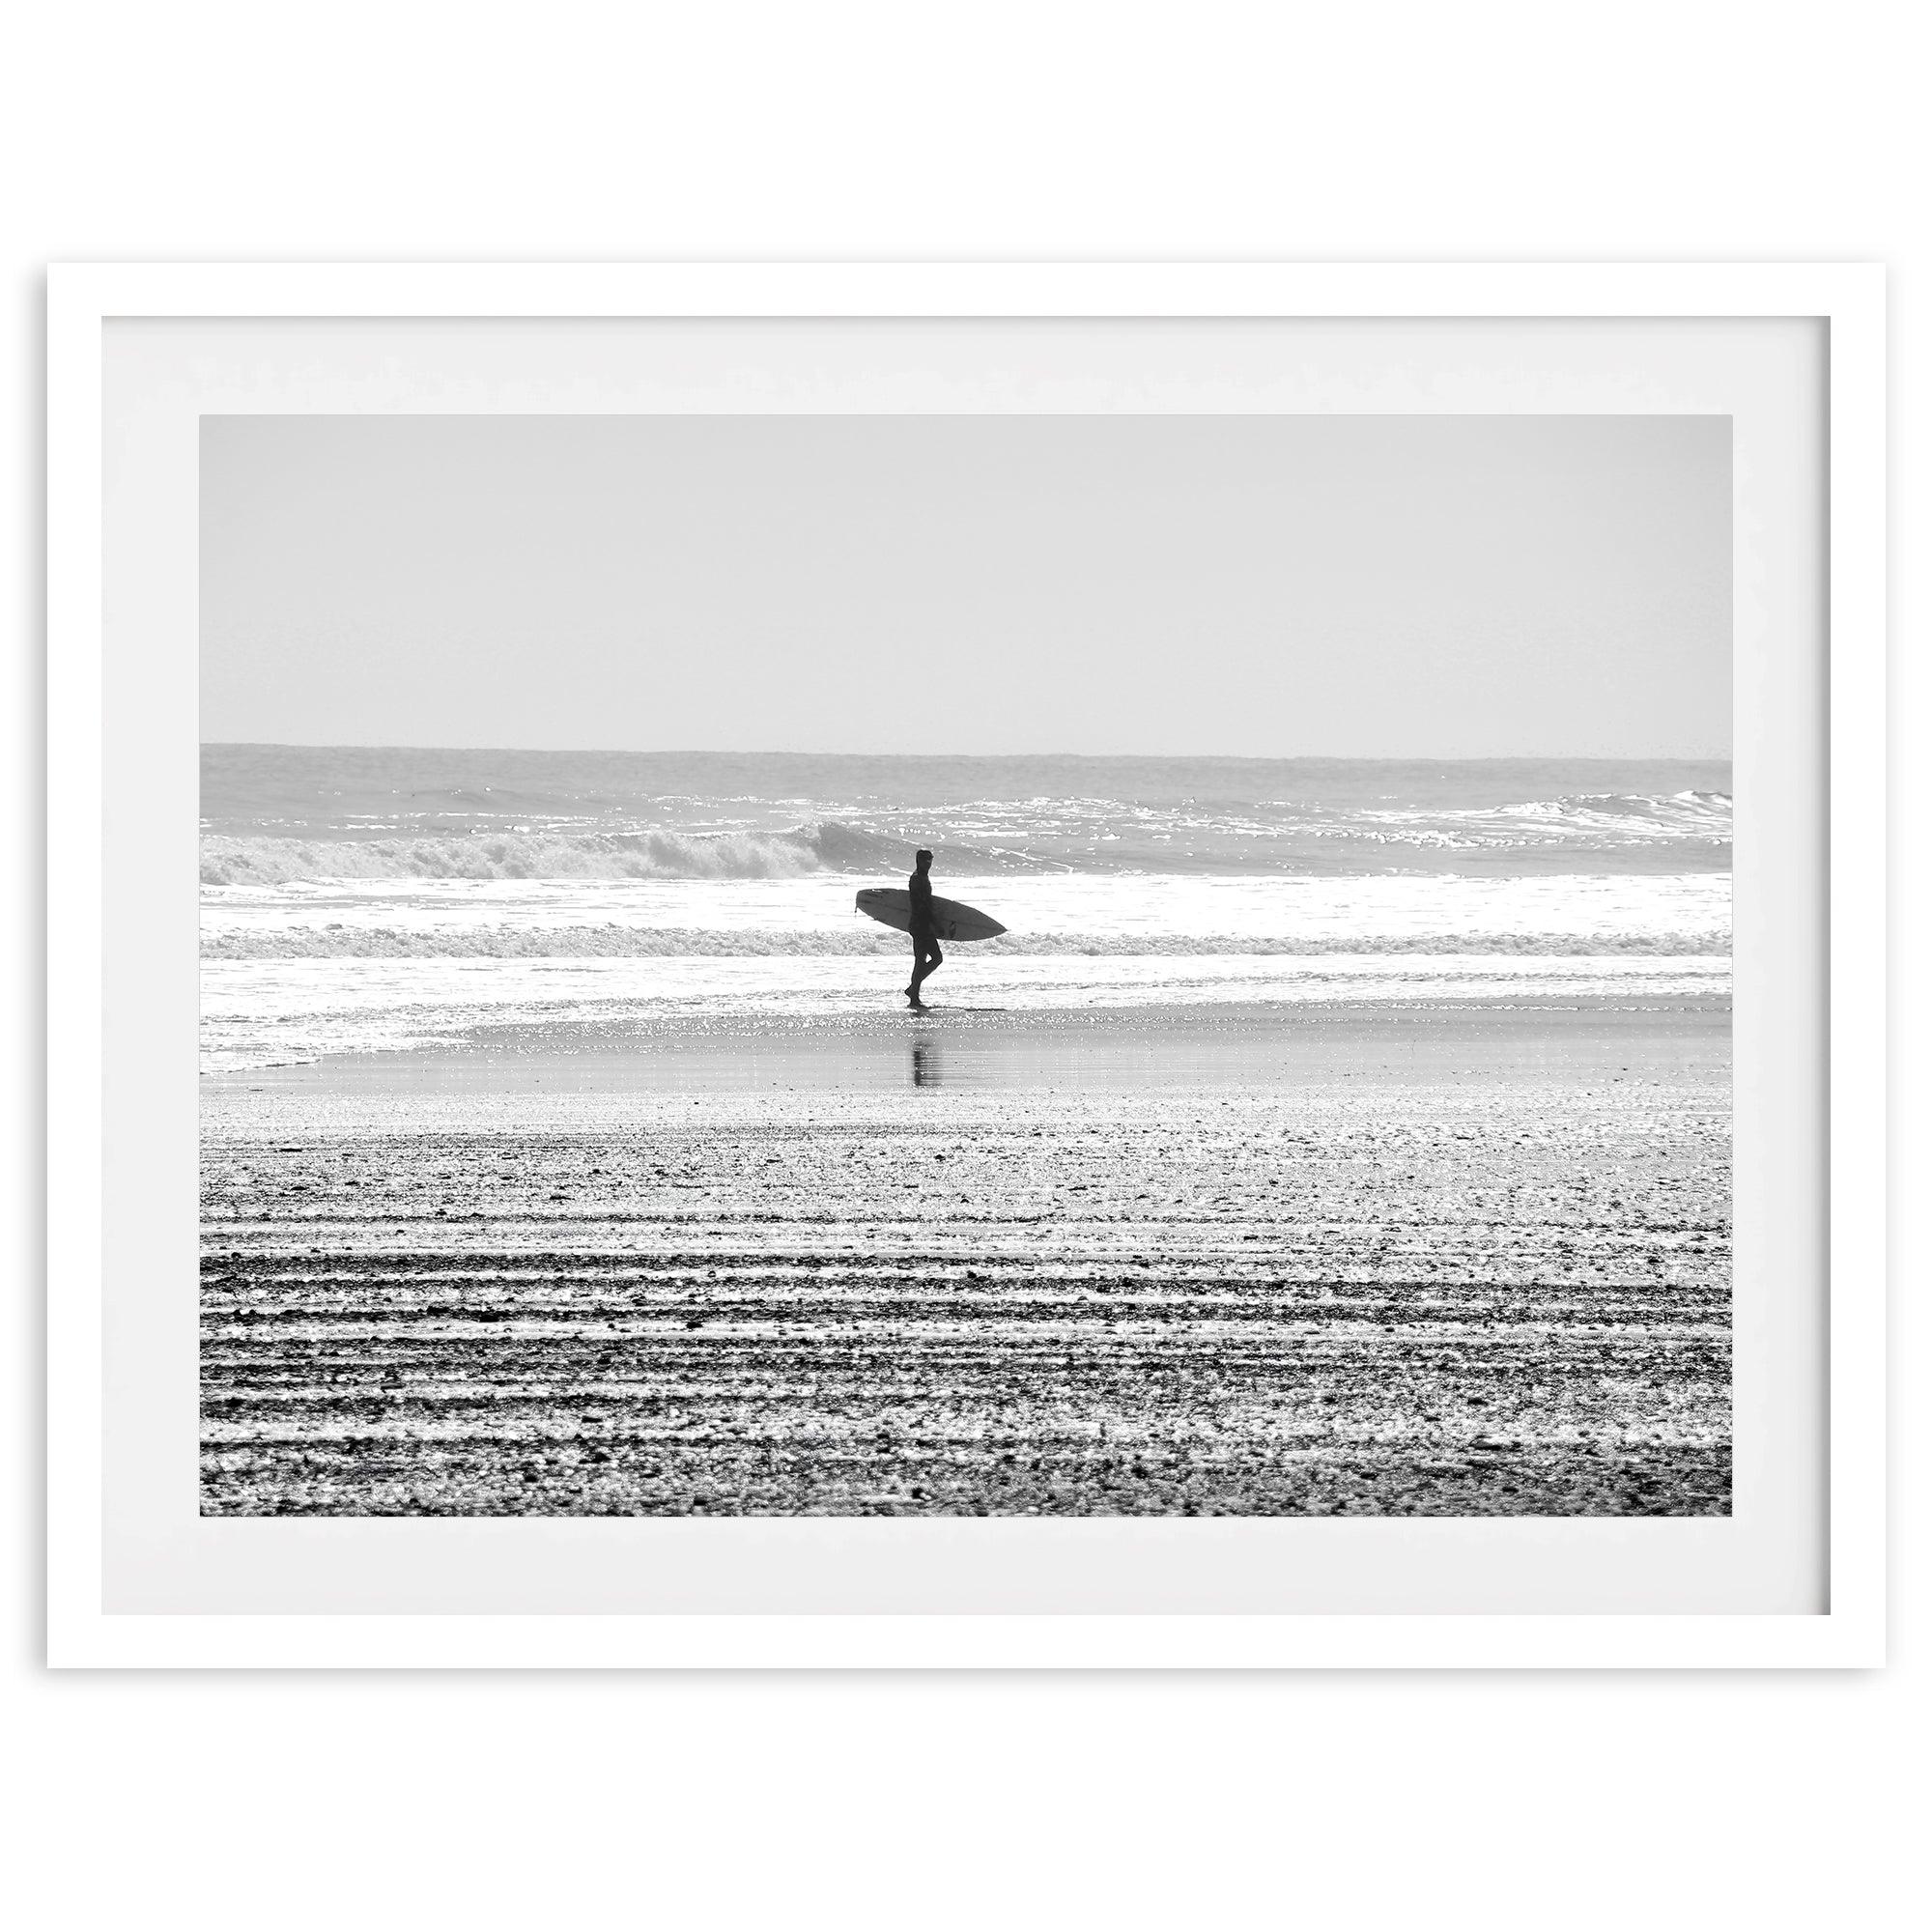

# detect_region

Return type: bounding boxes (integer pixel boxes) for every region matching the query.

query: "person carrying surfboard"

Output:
[852,874,1006,1000]
[906,847,944,1009]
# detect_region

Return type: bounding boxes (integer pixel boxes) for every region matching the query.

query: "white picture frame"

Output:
[46,262,1887,1668]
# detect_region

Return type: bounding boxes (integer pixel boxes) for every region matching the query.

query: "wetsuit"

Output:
[907,867,943,1004]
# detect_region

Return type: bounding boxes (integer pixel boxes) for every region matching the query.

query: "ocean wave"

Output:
[1487,789,1732,835]
[202,925,1731,960]
[196,819,1058,886]
[199,790,1731,885]
[200,827,834,885]
[1329,790,1732,848]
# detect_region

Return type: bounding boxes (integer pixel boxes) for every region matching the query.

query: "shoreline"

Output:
[205,993,1731,1096]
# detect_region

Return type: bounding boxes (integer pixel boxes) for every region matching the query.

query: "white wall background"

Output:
[4,4,1920,1928]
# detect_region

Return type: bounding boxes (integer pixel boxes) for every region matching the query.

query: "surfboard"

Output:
[855,888,1008,942]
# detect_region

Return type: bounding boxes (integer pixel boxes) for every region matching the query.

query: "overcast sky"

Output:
[202,412,1729,757]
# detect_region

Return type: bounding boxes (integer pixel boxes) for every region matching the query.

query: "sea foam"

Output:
[201,924,1732,961]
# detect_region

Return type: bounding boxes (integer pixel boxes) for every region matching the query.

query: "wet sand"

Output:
[200,999,1731,1516]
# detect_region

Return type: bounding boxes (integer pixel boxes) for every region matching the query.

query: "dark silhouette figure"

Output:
[906,847,943,1009]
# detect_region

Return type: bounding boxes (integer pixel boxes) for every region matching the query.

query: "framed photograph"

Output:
[47,263,1886,1667]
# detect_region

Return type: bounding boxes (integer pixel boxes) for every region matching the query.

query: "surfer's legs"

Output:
[907,934,943,1004]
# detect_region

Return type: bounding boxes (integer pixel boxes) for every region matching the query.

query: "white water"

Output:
[203,871,1730,951]
[200,752,1731,1071]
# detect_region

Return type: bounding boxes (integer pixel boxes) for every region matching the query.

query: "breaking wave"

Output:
[202,925,1731,960]
[1334,790,1732,847]
[202,825,862,886]
[200,792,1739,889]
[198,792,1732,885]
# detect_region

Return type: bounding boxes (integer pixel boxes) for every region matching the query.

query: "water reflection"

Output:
[910,1036,942,1088]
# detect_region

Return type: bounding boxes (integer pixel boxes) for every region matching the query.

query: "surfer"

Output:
[905,848,943,1009]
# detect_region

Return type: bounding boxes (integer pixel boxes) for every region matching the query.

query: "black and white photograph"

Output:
[198,409,1732,1519]
[18,0,1918,1915]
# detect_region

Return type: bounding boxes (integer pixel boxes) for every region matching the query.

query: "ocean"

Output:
[200,746,1732,1071]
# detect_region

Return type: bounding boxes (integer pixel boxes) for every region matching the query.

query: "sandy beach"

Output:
[201,997,1731,1516]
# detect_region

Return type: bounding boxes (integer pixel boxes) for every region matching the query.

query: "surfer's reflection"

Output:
[910,1036,941,1088]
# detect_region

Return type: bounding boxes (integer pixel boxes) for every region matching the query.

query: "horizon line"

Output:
[199,741,1735,762]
